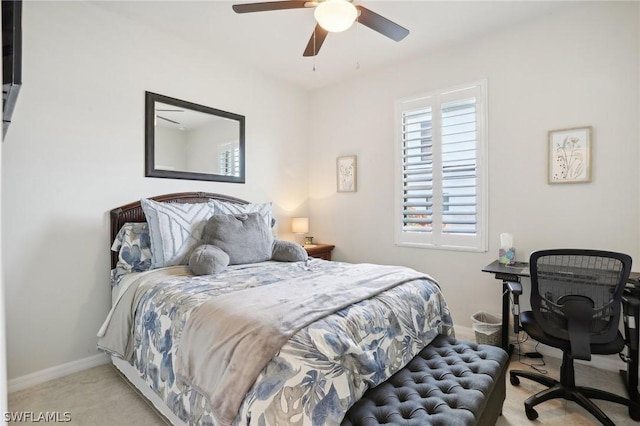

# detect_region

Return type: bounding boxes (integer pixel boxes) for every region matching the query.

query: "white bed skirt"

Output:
[111,356,186,426]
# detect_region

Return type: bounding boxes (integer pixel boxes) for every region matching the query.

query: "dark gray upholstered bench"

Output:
[341,334,509,426]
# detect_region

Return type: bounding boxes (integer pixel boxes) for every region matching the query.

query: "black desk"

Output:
[481,260,531,352]
[482,260,640,406]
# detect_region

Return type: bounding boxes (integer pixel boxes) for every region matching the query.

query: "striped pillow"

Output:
[141,198,217,268]
[210,200,273,228]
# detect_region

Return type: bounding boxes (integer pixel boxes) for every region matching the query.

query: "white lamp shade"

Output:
[291,217,309,234]
[314,0,357,33]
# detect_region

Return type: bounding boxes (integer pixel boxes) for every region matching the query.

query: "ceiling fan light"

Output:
[314,0,357,33]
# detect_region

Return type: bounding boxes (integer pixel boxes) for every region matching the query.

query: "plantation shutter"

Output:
[219,146,240,177]
[219,149,233,175]
[441,98,477,234]
[233,147,240,175]
[401,107,433,233]
[396,81,487,251]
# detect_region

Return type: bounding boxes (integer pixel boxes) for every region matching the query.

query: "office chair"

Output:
[509,249,640,425]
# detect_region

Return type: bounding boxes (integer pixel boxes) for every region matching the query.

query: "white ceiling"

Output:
[95,1,573,91]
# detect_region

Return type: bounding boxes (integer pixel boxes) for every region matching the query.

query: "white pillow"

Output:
[210,200,273,228]
[141,198,217,268]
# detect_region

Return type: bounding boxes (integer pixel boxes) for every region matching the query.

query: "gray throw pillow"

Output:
[272,240,308,262]
[203,212,274,265]
[188,244,230,275]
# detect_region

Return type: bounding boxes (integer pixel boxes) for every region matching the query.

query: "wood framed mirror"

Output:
[145,91,245,183]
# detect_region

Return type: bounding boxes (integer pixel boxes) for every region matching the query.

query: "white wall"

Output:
[1,2,310,380]
[187,120,238,175]
[308,2,640,327]
[155,126,188,171]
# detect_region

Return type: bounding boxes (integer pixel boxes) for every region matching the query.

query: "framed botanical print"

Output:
[337,155,357,192]
[548,126,592,184]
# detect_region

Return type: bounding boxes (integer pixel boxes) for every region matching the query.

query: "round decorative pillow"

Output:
[272,240,308,262]
[188,244,230,275]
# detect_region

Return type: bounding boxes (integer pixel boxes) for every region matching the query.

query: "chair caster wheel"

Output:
[525,407,538,420]
[510,374,520,386]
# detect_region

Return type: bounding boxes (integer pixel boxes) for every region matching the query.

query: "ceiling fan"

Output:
[155,108,184,126]
[232,0,410,57]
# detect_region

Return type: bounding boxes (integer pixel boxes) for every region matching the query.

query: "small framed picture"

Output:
[548,126,592,184]
[337,155,357,192]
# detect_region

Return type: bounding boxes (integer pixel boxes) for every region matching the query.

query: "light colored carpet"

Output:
[8,363,165,426]
[8,351,639,425]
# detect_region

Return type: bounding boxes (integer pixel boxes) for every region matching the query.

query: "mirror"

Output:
[145,91,245,183]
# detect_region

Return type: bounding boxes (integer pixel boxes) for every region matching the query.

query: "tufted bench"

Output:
[341,334,509,426]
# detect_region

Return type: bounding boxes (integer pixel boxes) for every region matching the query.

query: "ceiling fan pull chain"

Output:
[313,26,317,71]
[355,14,360,70]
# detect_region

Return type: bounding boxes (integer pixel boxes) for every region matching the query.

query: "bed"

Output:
[98,192,454,426]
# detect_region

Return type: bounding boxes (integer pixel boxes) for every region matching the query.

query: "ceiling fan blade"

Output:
[356,6,409,42]
[233,1,309,13]
[303,25,328,57]
[157,115,180,125]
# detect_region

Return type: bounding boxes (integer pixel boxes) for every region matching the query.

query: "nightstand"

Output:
[304,243,335,261]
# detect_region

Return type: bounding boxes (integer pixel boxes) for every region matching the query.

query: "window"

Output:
[395,80,488,251]
[219,144,240,177]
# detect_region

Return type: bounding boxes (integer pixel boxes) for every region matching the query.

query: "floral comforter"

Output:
[100,259,453,425]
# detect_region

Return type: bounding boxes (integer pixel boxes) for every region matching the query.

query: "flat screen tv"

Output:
[2,0,22,139]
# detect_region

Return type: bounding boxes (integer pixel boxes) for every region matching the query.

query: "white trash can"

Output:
[471,311,502,346]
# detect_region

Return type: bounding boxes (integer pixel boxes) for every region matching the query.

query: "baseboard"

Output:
[8,353,110,393]
[454,325,627,373]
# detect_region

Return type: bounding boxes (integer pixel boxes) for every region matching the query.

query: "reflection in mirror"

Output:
[145,92,245,183]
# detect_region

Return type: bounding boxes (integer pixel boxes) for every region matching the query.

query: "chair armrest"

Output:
[623,295,640,309]
[507,281,522,296]
[622,295,640,352]
[506,281,523,333]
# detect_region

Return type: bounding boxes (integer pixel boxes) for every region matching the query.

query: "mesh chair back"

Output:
[530,249,631,344]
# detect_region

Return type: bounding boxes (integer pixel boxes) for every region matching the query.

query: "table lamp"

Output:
[291,217,313,246]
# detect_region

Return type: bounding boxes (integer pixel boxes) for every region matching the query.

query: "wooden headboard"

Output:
[110,192,249,269]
